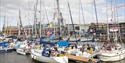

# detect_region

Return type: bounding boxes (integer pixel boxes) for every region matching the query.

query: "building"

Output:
[2,22,125,37]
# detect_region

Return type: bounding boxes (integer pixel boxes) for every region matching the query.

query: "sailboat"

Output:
[99,26,125,61]
[0,16,15,52]
[16,9,31,55]
[99,0,125,61]
[30,0,68,63]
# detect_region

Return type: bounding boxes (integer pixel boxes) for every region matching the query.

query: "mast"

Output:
[28,22,31,36]
[2,16,6,34]
[39,0,42,37]
[80,0,85,26]
[66,0,77,42]
[9,24,11,35]
[115,0,122,43]
[34,0,38,36]
[92,0,99,41]
[18,9,23,36]
[6,18,9,35]
[44,5,49,26]
[93,0,99,29]
[56,0,63,37]
[113,0,118,43]
[27,0,31,36]
[79,0,87,35]
[106,0,110,41]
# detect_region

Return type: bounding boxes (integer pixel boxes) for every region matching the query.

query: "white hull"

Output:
[99,49,125,61]
[16,49,26,55]
[16,40,30,55]
[0,48,13,51]
[31,49,68,63]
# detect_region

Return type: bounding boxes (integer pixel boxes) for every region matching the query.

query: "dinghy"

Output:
[16,40,31,55]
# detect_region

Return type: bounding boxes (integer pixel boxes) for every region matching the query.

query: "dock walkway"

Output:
[66,54,100,63]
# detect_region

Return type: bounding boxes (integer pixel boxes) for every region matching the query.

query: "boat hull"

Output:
[31,54,68,63]
[16,48,29,55]
[31,49,68,63]
[99,49,125,61]
[0,48,14,53]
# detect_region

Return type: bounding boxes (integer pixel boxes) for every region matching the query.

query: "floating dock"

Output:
[66,54,100,63]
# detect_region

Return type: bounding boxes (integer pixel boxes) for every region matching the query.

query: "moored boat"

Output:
[31,49,68,63]
[99,43,125,61]
[16,40,31,55]
[0,41,14,52]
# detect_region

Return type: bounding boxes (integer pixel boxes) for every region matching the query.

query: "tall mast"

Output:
[2,16,6,34]
[93,0,99,28]
[79,0,86,33]
[34,0,38,36]
[115,0,122,43]
[79,0,85,25]
[56,0,61,36]
[56,0,63,36]
[33,5,36,36]
[9,24,11,35]
[6,18,9,35]
[66,0,77,42]
[18,9,23,36]
[39,0,42,37]
[106,0,110,41]
[27,0,31,36]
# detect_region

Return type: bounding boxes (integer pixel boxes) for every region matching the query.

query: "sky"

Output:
[0,0,125,31]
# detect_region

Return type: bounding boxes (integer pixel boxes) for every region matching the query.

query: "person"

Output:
[74,44,77,49]
[80,45,85,53]
[91,45,95,51]
[34,43,40,49]
[86,44,93,54]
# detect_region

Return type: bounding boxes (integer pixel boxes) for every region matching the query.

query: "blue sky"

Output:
[0,0,125,31]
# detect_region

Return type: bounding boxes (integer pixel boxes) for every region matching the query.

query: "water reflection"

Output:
[0,52,125,63]
[0,52,35,63]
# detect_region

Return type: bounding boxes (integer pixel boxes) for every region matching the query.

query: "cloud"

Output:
[0,0,124,31]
